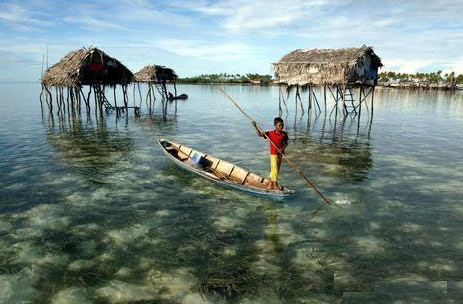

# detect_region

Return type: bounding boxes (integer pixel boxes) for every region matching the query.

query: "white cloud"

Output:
[382,58,436,74]
[191,0,328,33]
[0,2,54,30]
[443,59,463,75]
[62,16,127,30]
[155,39,255,61]
[0,3,29,22]
[112,0,199,29]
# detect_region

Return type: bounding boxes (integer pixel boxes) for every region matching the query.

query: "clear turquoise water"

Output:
[1,84,463,303]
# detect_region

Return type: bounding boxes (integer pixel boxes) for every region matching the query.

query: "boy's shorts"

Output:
[269,154,282,182]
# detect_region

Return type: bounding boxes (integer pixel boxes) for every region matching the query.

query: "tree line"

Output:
[177,71,463,86]
[379,71,463,84]
[177,73,273,84]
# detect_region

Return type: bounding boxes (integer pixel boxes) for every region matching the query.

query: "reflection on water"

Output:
[45,114,135,183]
[290,114,373,183]
[1,84,463,303]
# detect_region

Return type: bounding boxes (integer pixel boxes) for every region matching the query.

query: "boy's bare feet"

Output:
[266,181,282,190]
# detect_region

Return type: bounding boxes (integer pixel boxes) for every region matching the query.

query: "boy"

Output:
[252,117,289,190]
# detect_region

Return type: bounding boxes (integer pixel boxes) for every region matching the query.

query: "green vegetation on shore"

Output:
[177,71,463,87]
[177,73,272,84]
[379,70,463,84]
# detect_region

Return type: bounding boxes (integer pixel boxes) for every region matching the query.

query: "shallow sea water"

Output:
[1,83,463,303]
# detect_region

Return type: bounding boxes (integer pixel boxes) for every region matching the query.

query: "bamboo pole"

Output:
[219,88,333,205]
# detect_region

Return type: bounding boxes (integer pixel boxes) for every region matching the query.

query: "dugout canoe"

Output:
[158,139,293,200]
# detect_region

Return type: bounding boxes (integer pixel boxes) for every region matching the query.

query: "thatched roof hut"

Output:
[273,46,382,86]
[134,65,178,83]
[42,47,133,87]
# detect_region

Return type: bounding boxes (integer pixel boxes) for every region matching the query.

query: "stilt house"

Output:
[134,65,178,99]
[273,46,382,118]
[40,47,135,115]
[273,46,382,86]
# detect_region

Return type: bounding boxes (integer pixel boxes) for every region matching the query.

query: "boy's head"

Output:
[274,117,284,132]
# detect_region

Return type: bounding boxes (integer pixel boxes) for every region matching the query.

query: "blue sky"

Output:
[1,0,463,81]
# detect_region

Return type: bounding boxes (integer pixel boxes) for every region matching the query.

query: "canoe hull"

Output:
[158,139,293,200]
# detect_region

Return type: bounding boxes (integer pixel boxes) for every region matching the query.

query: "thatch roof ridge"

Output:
[42,47,133,87]
[277,46,381,65]
[134,64,178,83]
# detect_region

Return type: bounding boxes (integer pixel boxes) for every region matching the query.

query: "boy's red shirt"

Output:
[265,130,289,155]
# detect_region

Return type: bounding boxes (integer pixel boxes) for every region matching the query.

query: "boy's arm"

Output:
[279,133,289,154]
[251,121,266,137]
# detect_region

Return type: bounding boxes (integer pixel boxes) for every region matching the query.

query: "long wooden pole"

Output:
[219,88,333,205]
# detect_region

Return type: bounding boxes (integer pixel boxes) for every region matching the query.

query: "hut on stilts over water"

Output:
[134,65,179,101]
[273,46,382,119]
[41,47,136,116]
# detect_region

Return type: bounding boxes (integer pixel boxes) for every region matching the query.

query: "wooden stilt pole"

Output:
[370,86,375,121]
[76,87,81,114]
[323,85,327,113]
[154,83,163,99]
[150,83,156,105]
[146,84,151,105]
[123,85,128,109]
[55,87,61,113]
[312,89,321,114]
[279,86,288,114]
[342,85,348,116]
[79,87,88,112]
[296,85,304,115]
[39,86,44,107]
[45,85,53,113]
[368,86,375,137]
[74,87,78,114]
[71,87,76,115]
[86,86,91,112]
[132,83,136,107]
[92,86,97,116]
[113,85,117,110]
[308,84,313,113]
[357,86,363,133]
[137,83,142,108]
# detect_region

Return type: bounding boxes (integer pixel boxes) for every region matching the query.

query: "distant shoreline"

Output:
[2,81,462,91]
[176,82,463,91]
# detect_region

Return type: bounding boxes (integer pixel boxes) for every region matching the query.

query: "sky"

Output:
[1,0,463,82]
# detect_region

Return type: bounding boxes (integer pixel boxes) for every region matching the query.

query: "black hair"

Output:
[274,117,284,125]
